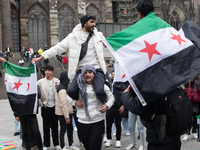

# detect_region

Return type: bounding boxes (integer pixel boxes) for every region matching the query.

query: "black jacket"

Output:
[121,90,180,144]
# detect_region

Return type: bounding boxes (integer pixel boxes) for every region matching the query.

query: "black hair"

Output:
[136,0,154,17]
[44,65,54,71]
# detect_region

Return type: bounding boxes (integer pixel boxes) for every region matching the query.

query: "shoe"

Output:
[79,142,84,147]
[61,146,68,150]
[43,147,48,150]
[115,140,121,148]
[182,134,190,142]
[113,133,116,136]
[126,144,136,150]
[105,139,112,147]
[126,133,130,136]
[73,127,77,132]
[68,145,80,150]
[103,135,107,143]
[153,114,167,142]
[14,132,20,136]
[191,133,198,140]
[55,145,61,150]
[138,145,145,150]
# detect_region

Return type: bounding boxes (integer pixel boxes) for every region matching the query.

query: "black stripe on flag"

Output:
[7,92,37,114]
[131,45,200,103]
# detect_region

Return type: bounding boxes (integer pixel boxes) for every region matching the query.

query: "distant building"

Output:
[0,0,199,53]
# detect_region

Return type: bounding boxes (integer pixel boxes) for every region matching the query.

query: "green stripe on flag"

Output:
[2,61,35,77]
[106,12,171,51]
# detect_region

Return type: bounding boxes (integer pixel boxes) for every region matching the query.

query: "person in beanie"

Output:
[32,15,108,105]
[67,64,114,150]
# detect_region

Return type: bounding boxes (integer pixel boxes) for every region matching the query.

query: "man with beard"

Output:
[32,15,107,106]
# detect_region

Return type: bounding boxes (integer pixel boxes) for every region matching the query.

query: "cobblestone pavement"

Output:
[0,100,199,150]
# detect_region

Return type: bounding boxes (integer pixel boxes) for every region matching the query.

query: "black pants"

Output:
[148,138,181,150]
[78,120,105,150]
[67,69,107,102]
[57,115,73,148]
[20,115,43,150]
[41,107,59,147]
[106,104,122,140]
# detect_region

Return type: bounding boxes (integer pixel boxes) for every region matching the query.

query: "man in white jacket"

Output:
[68,64,114,150]
[32,15,107,104]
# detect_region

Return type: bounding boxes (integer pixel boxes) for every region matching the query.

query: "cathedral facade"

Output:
[0,0,199,52]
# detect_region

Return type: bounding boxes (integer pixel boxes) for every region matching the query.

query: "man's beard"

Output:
[85,25,94,34]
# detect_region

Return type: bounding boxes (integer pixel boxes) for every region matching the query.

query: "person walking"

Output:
[37,65,60,150]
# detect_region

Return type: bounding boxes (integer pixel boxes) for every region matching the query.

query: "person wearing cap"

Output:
[67,64,114,150]
[32,15,107,105]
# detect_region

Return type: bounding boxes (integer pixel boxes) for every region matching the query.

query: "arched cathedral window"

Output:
[58,5,76,41]
[86,4,101,22]
[29,6,47,51]
[11,5,19,52]
[170,10,180,30]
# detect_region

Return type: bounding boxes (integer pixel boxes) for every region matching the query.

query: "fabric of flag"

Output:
[103,12,200,105]
[112,62,129,105]
[2,62,38,114]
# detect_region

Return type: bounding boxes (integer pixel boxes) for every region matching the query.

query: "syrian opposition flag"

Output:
[103,12,200,105]
[2,61,38,114]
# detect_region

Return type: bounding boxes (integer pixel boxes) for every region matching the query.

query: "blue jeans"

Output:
[129,111,145,146]
[113,117,129,134]
[14,116,20,132]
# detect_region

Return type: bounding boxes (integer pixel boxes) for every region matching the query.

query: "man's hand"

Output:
[75,100,84,108]
[124,85,131,93]
[118,106,125,114]
[99,105,108,113]
[0,57,7,63]
[32,56,44,62]
[66,118,70,124]
[16,117,20,122]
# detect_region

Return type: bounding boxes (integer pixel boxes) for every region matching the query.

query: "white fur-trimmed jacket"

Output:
[42,24,107,81]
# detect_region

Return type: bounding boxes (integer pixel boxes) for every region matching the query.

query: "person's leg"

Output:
[114,109,122,141]
[77,122,90,150]
[20,115,31,150]
[89,120,105,150]
[41,107,51,147]
[50,107,59,146]
[14,116,20,134]
[28,115,43,150]
[112,120,116,135]
[106,107,115,140]
[93,69,107,102]
[129,111,137,145]
[57,116,67,149]
[137,116,146,146]
[122,117,129,134]
[67,70,81,100]
[66,115,73,146]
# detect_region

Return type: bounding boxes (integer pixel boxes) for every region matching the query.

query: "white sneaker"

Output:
[68,145,80,150]
[182,134,190,142]
[115,140,121,148]
[105,139,112,147]
[126,144,136,150]
[73,127,77,132]
[113,133,116,136]
[191,133,198,140]
[103,135,107,143]
[55,145,61,150]
[139,145,145,150]
[126,133,130,136]
[43,147,48,150]
[61,146,68,150]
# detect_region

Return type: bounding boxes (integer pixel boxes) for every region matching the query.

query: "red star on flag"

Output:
[171,32,186,46]
[139,40,161,61]
[12,79,23,91]
[121,74,126,79]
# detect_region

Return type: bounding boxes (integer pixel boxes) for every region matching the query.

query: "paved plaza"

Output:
[0,100,199,150]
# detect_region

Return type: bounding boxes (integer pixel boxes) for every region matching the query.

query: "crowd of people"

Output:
[0,0,200,150]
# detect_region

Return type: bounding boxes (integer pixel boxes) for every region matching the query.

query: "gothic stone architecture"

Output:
[0,0,199,52]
